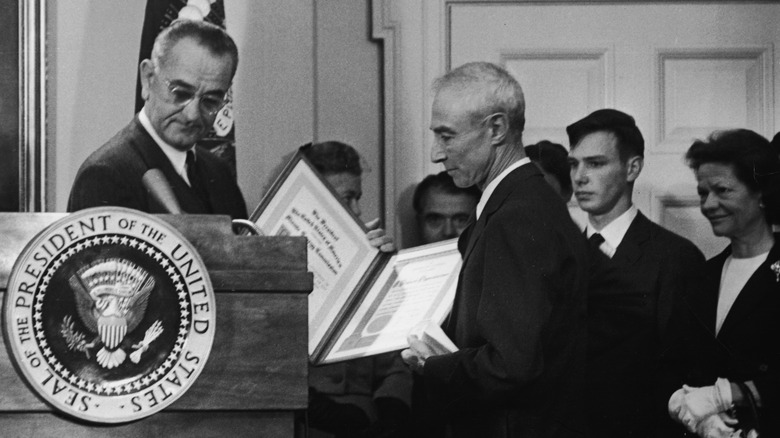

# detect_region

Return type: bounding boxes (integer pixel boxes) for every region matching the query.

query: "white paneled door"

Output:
[375,1,780,256]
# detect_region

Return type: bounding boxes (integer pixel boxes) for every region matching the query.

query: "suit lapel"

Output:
[129,118,189,189]
[718,239,780,337]
[687,248,729,336]
[128,118,210,214]
[460,165,536,264]
[611,212,651,266]
[447,164,536,334]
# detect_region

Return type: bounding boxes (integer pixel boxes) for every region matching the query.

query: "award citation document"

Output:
[250,153,459,364]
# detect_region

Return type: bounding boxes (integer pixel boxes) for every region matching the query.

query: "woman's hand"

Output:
[695,413,737,438]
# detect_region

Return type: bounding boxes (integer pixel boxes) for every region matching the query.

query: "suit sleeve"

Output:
[424,205,564,408]
[372,352,412,406]
[68,163,145,212]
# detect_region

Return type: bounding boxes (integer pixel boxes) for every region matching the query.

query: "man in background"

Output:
[402,61,589,437]
[68,19,246,219]
[567,109,705,437]
[525,140,573,202]
[412,171,480,244]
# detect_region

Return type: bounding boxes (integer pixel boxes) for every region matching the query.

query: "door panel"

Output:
[449,3,779,257]
[373,1,779,254]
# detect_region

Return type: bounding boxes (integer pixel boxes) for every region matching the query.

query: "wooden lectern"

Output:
[0,214,311,437]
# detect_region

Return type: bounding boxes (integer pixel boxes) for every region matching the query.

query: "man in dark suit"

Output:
[68,20,247,219]
[566,109,706,437]
[401,62,590,437]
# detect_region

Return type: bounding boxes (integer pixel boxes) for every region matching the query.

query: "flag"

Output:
[135,0,238,179]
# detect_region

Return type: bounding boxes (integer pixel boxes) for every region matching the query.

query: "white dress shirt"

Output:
[585,205,638,258]
[476,158,531,220]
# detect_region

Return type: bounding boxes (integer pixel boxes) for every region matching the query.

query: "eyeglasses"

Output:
[157,76,228,116]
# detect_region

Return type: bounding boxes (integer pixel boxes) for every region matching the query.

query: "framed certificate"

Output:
[250,153,458,364]
[321,239,461,364]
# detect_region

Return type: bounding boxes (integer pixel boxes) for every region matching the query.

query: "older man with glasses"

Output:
[68,19,246,219]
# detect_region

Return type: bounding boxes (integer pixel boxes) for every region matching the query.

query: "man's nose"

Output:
[431,140,446,163]
[442,219,457,238]
[572,165,586,185]
[182,97,203,120]
[349,199,361,218]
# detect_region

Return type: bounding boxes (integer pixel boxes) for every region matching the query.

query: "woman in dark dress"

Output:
[666,129,779,438]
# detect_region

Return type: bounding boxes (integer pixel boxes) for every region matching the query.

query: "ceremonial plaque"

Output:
[251,153,459,365]
[4,207,216,423]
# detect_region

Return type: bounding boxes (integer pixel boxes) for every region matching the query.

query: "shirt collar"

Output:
[139,108,191,183]
[586,205,638,257]
[476,158,531,220]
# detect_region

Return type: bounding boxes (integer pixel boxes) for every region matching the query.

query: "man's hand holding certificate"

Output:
[250,153,458,364]
[403,320,458,374]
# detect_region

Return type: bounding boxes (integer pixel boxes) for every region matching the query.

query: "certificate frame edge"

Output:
[317,238,461,364]
[247,150,394,364]
[249,151,369,234]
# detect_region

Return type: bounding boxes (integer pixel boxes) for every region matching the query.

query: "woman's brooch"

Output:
[771,260,780,283]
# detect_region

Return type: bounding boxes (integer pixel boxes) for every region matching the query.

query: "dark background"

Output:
[0,0,20,212]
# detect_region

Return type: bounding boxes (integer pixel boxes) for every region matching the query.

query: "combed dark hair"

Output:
[300,141,362,176]
[152,19,239,77]
[525,141,572,197]
[566,109,644,160]
[413,171,481,214]
[686,129,780,224]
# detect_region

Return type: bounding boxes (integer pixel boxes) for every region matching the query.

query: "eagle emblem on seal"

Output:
[63,258,163,369]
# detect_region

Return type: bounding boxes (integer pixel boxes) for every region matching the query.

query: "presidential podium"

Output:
[0,213,311,437]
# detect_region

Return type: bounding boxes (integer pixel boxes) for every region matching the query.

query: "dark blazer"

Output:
[68,116,247,219]
[667,237,780,437]
[586,212,705,438]
[423,163,589,438]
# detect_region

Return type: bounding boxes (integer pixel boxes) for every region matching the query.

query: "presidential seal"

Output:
[4,207,216,423]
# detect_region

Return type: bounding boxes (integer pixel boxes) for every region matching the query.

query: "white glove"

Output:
[674,378,733,433]
[668,387,686,418]
[695,412,737,438]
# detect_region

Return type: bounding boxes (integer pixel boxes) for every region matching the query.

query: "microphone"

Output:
[142,169,183,214]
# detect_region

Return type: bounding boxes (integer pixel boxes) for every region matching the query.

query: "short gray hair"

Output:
[433,62,525,139]
[151,19,238,78]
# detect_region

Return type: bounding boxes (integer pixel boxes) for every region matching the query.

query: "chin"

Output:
[709,225,731,238]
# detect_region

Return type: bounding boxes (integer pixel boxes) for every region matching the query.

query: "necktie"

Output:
[186,150,212,212]
[588,233,604,252]
[588,232,605,251]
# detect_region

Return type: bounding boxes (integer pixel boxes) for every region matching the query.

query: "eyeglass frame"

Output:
[153,70,230,116]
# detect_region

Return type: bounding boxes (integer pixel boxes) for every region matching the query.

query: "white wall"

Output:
[50,1,145,212]
[315,0,382,223]
[48,0,384,223]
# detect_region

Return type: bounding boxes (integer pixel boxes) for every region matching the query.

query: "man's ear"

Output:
[487,113,509,146]
[139,59,155,102]
[626,155,643,183]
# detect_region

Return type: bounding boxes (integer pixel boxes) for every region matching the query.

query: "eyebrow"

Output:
[431,125,456,134]
[168,78,228,97]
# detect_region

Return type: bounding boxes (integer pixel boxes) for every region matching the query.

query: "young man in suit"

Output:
[566,109,706,437]
[401,62,590,438]
[68,19,246,219]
